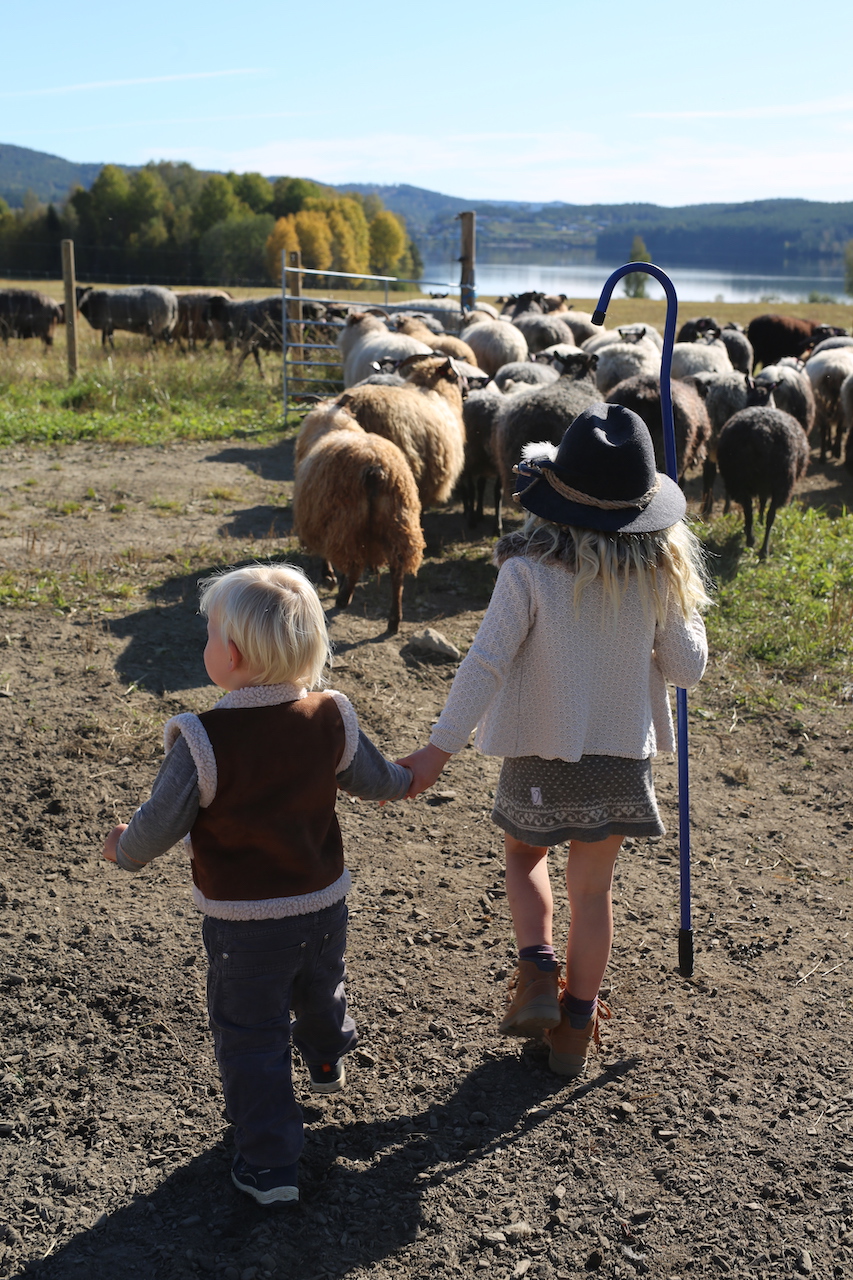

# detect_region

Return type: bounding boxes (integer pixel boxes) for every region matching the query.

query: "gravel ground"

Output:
[1,439,851,1280]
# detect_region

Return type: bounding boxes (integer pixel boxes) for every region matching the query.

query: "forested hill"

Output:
[3,143,852,273]
[340,184,853,271]
[0,143,110,208]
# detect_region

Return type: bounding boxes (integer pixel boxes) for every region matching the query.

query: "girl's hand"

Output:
[395,745,452,799]
[102,824,128,863]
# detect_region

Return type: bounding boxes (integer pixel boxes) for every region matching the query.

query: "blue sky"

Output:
[4,1,853,206]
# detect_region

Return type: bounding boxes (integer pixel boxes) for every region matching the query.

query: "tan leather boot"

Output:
[545,1001,611,1077]
[497,960,561,1037]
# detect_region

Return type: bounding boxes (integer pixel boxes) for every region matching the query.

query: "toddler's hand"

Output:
[102,824,128,863]
[395,744,451,799]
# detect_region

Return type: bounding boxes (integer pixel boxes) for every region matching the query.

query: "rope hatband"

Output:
[513,463,661,511]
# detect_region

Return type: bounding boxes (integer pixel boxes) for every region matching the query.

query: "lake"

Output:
[421,259,849,305]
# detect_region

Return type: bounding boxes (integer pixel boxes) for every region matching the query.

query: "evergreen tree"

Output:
[623,235,653,299]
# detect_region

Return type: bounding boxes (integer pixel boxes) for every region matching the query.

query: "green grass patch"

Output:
[699,504,853,690]
[0,343,302,446]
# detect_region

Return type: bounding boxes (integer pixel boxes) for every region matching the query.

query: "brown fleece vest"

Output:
[190,694,346,902]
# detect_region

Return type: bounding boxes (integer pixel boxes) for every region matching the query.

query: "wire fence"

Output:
[281,262,465,406]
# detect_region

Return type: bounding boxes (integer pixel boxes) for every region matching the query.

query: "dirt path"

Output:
[1,438,852,1280]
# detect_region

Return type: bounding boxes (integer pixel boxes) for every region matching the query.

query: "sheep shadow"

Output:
[206,438,296,485]
[22,1049,638,1280]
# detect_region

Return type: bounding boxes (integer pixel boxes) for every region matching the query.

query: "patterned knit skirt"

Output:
[492,754,664,846]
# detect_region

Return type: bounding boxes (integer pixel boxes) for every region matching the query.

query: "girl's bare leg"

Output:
[504,834,552,948]
[564,834,623,1000]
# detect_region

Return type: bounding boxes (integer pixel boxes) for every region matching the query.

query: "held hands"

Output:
[102,824,128,864]
[396,744,452,799]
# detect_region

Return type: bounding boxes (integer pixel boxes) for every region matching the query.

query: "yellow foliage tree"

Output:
[369,210,406,275]
[265,215,300,281]
[294,209,333,271]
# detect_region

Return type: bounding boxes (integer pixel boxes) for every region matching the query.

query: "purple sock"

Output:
[562,991,597,1029]
[519,944,557,972]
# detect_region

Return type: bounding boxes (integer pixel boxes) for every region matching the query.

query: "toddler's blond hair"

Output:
[198,563,331,689]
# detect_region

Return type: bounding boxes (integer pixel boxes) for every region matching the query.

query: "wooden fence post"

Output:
[458,212,476,315]
[61,239,79,381]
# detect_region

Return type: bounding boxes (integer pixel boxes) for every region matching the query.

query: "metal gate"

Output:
[281,213,476,410]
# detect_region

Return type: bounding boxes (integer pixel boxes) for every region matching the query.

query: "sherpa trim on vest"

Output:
[192,868,352,920]
[163,685,358,809]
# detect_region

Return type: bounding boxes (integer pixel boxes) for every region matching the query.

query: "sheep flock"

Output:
[3,283,851,627]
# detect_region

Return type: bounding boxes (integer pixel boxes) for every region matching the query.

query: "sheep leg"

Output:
[742,498,755,548]
[844,425,853,476]
[335,564,362,611]
[475,476,487,524]
[832,416,843,459]
[701,458,717,517]
[321,560,337,585]
[387,559,404,635]
[759,500,780,560]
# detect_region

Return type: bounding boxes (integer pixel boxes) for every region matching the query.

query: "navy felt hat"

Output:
[513,402,686,534]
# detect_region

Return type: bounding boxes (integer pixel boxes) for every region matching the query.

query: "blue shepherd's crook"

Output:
[592,263,694,978]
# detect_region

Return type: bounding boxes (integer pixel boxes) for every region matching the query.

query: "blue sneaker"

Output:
[307,1058,346,1094]
[231,1155,299,1206]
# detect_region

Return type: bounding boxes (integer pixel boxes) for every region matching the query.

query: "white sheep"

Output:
[460,319,529,377]
[805,347,853,460]
[670,337,733,381]
[594,335,661,396]
[337,313,432,388]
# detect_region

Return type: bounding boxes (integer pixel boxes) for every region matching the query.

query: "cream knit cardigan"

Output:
[430,556,708,762]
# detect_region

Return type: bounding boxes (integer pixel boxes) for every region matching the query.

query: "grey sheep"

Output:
[460,383,503,530]
[688,377,776,514]
[809,335,853,359]
[511,313,576,354]
[0,288,63,347]
[558,310,601,346]
[493,361,559,392]
[605,372,711,484]
[492,351,599,532]
[754,363,816,437]
[841,373,853,474]
[76,285,178,347]
[804,347,853,461]
[717,406,809,559]
[717,327,754,375]
[460,319,529,377]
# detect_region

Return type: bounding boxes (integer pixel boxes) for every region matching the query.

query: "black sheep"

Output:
[717,407,809,559]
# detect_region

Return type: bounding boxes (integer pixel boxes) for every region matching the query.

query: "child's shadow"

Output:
[24,1052,636,1279]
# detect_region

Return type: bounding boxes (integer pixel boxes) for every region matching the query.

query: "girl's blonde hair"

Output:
[198,563,331,689]
[497,515,712,625]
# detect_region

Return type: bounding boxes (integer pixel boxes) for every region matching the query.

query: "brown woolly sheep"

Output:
[604,373,711,484]
[393,316,479,367]
[292,411,425,635]
[337,355,466,508]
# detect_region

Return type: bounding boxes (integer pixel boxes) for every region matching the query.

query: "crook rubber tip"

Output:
[591,309,607,327]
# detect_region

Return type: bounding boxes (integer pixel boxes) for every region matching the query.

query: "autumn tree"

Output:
[369,210,406,275]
